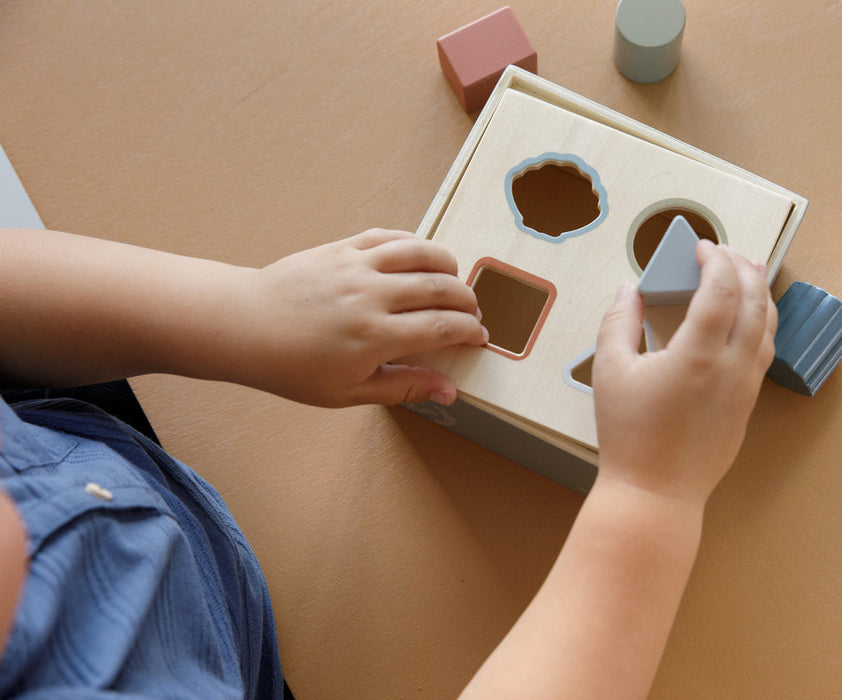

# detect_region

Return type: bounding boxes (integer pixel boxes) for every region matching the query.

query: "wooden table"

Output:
[2,2,840,697]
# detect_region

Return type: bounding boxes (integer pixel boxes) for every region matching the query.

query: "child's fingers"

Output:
[724,250,771,356]
[385,308,488,357]
[672,241,740,353]
[757,286,778,373]
[353,364,457,406]
[367,236,459,275]
[351,228,416,250]
[383,272,478,315]
[594,283,645,371]
[766,285,779,342]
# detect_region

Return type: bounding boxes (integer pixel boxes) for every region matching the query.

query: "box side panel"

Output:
[404,399,597,496]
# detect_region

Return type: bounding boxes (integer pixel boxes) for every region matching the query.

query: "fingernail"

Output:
[698,238,715,250]
[752,260,768,277]
[481,325,490,343]
[430,391,453,406]
[475,306,483,321]
[615,282,632,301]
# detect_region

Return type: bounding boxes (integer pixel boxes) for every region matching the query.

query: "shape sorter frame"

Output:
[406,66,808,495]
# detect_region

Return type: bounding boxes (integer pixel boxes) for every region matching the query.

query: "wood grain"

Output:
[419,83,796,452]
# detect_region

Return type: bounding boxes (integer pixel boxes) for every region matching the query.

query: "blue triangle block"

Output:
[638,215,701,305]
[0,144,44,229]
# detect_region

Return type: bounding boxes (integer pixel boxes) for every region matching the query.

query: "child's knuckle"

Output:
[433,316,457,340]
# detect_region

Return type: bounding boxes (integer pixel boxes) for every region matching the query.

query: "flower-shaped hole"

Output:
[506,154,607,242]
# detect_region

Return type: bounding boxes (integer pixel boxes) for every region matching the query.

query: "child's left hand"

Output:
[237,229,487,407]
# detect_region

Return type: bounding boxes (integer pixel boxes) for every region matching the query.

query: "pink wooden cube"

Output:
[437,6,537,113]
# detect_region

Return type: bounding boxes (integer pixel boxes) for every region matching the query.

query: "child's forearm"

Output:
[462,244,772,698]
[0,227,485,405]
[0,227,256,389]
[0,490,27,662]
[460,474,703,700]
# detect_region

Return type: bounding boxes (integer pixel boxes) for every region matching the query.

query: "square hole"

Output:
[468,258,556,359]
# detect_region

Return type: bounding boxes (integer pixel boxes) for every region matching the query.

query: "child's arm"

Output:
[0,490,26,662]
[0,227,486,406]
[460,241,776,699]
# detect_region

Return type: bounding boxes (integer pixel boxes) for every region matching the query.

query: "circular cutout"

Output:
[629,202,724,274]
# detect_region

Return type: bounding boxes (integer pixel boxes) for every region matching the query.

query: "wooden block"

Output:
[768,282,842,395]
[614,0,686,83]
[436,6,537,114]
[638,214,700,305]
[0,144,44,229]
[408,66,807,489]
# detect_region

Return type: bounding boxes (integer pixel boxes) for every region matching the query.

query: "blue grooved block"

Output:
[767,282,842,396]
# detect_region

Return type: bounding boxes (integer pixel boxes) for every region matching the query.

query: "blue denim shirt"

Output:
[0,397,282,698]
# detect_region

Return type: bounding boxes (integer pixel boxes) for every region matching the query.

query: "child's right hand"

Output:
[592,241,777,507]
[462,241,771,700]
[234,229,487,408]
[0,227,484,403]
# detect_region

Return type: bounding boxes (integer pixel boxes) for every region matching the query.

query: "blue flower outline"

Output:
[504,152,608,243]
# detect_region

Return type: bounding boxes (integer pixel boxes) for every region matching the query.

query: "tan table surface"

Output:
[2,2,840,697]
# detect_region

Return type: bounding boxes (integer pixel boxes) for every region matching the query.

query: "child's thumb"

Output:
[356,364,457,406]
[595,283,644,365]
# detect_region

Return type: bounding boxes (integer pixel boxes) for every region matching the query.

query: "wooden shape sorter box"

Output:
[405,66,807,495]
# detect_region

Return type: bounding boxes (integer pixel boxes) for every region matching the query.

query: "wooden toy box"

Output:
[406,66,807,494]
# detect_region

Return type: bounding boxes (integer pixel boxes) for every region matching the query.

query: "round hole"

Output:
[630,204,723,274]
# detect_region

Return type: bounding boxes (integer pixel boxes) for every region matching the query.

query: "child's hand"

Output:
[239,229,487,407]
[592,241,777,506]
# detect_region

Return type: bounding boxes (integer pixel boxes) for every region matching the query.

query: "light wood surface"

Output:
[1,2,840,698]
[416,83,795,453]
